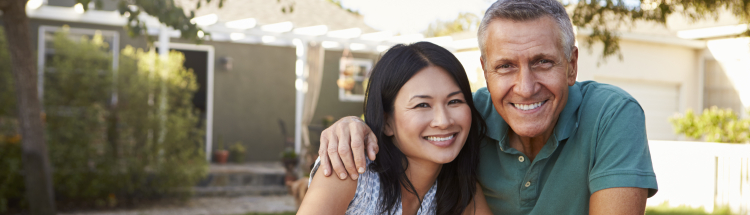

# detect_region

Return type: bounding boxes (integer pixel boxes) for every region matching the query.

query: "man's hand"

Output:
[318,116,379,180]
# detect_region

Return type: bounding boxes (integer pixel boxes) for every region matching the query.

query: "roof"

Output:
[176,0,377,33]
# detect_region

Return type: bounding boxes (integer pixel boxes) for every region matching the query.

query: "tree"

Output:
[569,0,750,61]
[0,1,56,214]
[424,12,481,38]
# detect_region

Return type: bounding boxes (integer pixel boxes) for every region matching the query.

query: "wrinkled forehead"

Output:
[483,17,564,59]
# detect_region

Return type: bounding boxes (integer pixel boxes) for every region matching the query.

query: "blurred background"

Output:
[0,0,749,214]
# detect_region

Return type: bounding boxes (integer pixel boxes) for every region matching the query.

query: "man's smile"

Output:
[510,100,548,111]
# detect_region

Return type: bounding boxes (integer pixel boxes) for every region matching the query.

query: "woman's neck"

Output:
[402,157,441,200]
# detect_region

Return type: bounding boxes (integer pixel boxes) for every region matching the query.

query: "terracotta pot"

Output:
[214,150,229,164]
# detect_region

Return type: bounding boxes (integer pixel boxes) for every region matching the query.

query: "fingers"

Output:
[349,122,367,177]
[366,130,379,161]
[336,122,359,180]
[326,128,347,180]
[318,131,332,177]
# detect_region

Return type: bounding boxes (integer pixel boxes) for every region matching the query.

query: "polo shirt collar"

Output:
[484,82,582,146]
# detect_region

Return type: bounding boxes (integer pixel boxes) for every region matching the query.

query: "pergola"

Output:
[25,3,480,160]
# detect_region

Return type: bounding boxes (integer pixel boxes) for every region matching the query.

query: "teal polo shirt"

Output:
[473,81,658,214]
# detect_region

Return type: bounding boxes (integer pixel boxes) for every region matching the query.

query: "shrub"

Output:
[0,27,207,212]
[670,107,750,143]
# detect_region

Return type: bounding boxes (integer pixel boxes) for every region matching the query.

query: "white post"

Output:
[157,25,169,149]
[293,39,308,154]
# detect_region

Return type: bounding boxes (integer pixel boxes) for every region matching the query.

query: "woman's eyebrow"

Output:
[448,91,462,97]
[409,95,432,102]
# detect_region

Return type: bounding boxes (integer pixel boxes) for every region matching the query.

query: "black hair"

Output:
[364,42,487,215]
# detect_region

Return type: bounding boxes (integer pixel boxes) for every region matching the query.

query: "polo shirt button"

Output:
[525,181,531,187]
[518,156,525,162]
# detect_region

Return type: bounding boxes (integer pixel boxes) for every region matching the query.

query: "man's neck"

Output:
[508,128,554,161]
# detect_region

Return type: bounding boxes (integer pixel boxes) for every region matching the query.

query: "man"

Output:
[316,0,658,214]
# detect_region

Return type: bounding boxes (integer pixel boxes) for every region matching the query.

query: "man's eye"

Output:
[539,59,553,64]
[498,64,511,69]
[414,103,430,108]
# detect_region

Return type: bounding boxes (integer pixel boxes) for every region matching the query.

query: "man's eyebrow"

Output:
[409,95,432,102]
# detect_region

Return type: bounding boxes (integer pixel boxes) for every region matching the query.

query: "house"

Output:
[11,0,479,162]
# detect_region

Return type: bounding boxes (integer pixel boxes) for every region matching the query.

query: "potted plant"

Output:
[229,142,246,163]
[213,136,229,164]
[280,147,298,171]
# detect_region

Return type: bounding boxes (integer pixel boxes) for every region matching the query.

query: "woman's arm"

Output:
[297,162,359,214]
[462,184,492,215]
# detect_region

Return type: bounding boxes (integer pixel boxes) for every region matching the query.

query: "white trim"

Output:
[37,25,120,104]
[158,42,216,162]
[294,39,307,154]
[576,28,707,49]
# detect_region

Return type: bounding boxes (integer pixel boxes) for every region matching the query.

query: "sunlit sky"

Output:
[338,0,643,34]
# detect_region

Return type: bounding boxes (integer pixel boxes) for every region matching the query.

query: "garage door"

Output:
[595,78,680,140]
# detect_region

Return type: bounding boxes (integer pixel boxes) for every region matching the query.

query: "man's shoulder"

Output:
[578,81,638,104]
[472,88,498,119]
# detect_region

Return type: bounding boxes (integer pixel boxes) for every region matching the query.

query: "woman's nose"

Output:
[430,106,453,129]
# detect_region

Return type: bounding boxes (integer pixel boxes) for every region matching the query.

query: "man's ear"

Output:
[384,114,394,136]
[567,47,579,86]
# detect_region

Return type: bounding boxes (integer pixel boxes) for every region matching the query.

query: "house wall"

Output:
[576,37,702,140]
[705,37,750,117]
[307,50,380,153]
[20,18,380,161]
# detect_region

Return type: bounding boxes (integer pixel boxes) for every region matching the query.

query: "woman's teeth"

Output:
[513,101,545,111]
[425,135,455,141]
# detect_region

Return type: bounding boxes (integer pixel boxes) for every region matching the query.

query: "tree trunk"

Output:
[0,1,56,214]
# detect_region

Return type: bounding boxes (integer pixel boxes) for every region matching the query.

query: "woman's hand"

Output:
[318,116,379,180]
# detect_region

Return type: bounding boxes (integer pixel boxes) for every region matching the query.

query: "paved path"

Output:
[60,195,296,215]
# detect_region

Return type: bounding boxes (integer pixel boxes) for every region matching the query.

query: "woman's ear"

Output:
[384,114,394,136]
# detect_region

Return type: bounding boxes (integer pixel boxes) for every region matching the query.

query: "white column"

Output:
[294,39,308,154]
[157,25,169,147]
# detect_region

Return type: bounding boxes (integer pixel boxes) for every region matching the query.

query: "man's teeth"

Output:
[514,101,545,111]
[425,135,455,141]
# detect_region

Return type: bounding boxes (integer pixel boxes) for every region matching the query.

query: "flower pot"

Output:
[214,150,229,164]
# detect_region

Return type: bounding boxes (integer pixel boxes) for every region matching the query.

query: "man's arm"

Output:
[318,116,379,180]
[589,187,648,215]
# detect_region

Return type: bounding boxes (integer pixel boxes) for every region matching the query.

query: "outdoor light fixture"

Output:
[74,3,84,14]
[262,36,276,43]
[27,0,43,10]
[349,43,367,51]
[389,33,424,44]
[230,33,246,41]
[321,41,340,49]
[261,21,294,33]
[361,31,395,41]
[191,14,218,26]
[327,28,362,39]
[197,30,205,39]
[219,57,233,71]
[225,18,257,30]
[677,24,750,39]
[293,25,329,36]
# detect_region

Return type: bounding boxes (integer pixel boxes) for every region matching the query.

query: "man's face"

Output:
[480,16,578,138]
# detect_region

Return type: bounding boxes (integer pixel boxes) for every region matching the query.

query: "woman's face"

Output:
[385,65,472,164]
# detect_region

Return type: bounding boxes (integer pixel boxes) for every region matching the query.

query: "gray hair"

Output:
[478,0,575,60]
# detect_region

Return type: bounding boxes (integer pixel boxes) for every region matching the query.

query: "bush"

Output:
[0,27,207,212]
[670,107,750,143]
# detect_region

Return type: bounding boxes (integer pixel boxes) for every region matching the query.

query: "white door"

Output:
[595,78,680,140]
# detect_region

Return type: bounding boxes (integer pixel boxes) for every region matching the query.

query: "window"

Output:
[37,25,119,102]
[337,58,372,102]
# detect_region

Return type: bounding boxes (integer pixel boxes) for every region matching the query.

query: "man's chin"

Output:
[509,124,551,138]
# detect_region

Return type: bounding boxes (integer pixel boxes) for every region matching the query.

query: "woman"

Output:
[298,42,490,215]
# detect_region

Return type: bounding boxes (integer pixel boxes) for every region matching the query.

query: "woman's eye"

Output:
[448,99,465,105]
[414,103,430,108]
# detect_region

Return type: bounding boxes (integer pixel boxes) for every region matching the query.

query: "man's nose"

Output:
[430,106,453,129]
[514,66,536,98]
